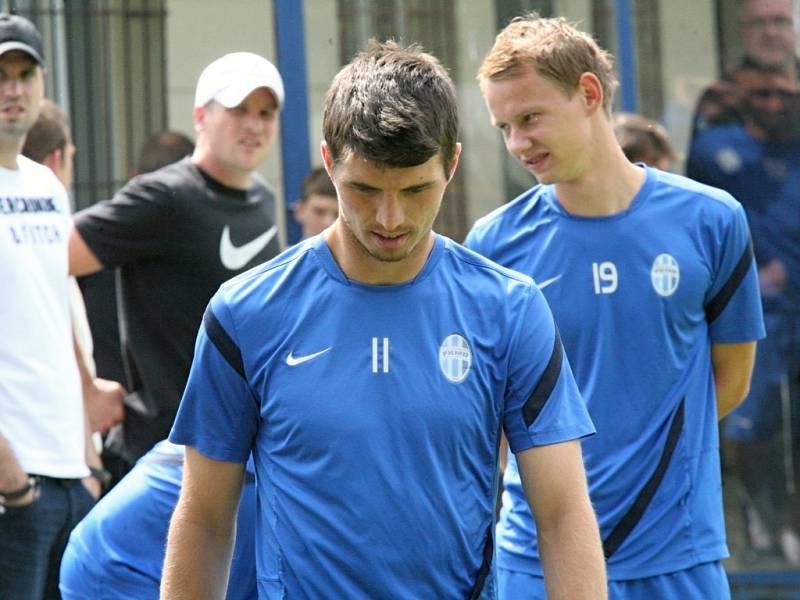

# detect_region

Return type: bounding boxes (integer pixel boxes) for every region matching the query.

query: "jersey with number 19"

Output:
[466,166,765,580]
[170,233,594,599]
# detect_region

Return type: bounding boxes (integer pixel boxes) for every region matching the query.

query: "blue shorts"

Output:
[497,561,730,600]
[724,310,800,442]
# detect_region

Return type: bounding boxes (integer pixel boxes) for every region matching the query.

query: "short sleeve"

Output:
[169,296,259,463]
[73,175,174,268]
[502,286,595,453]
[704,201,765,343]
[463,222,489,258]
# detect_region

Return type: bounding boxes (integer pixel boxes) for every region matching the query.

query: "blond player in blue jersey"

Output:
[467,14,765,600]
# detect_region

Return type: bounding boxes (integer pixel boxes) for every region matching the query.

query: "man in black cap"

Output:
[0,13,108,598]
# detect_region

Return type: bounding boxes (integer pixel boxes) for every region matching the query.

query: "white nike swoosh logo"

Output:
[537,274,562,290]
[219,225,277,270]
[286,347,331,366]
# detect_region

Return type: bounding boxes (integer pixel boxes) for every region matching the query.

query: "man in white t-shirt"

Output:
[22,98,127,438]
[0,14,109,598]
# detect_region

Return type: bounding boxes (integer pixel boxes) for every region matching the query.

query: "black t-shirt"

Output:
[75,158,280,459]
[77,269,125,384]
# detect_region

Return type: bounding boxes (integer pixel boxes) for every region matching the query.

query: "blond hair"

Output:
[478,14,619,115]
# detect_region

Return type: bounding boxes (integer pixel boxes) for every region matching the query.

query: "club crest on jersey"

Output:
[651,253,680,297]
[439,334,472,383]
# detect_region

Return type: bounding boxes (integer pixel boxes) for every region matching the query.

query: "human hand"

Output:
[82,475,102,500]
[758,259,787,296]
[86,377,126,434]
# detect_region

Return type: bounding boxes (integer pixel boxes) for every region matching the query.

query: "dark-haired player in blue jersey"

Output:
[467,14,765,600]
[162,40,606,599]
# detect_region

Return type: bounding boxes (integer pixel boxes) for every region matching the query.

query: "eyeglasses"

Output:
[742,16,794,31]
[748,88,800,102]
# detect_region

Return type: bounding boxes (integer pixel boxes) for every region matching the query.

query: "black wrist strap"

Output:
[0,476,37,501]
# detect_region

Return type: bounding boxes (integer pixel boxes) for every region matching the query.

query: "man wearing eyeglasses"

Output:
[688,61,800,568]
[691,0,798,136]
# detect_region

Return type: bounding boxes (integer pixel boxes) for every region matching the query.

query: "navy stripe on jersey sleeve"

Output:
[203,307,246,380]
[522,327,563,428]
[705,237,753,324]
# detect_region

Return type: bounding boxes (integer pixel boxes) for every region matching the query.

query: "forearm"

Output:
[161,502,237,599]
[162,448,244,600]
[537,502,607,599]
[83,409,102,470]
[68,224,104,276]
[74,334,94,391]
[716,380,748,420]
[518,442,607,599]
[74,334,101,470]
[712,342,756,420]
[0,432,28,491]
[75,333,125,435]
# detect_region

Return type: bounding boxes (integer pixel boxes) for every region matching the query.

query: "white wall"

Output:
[555,0,592,29]
[303,0,340,168]
[454,0,506,224]
[658,0,718,168]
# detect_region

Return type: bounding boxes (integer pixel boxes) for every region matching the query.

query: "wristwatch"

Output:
[88,466,112,493]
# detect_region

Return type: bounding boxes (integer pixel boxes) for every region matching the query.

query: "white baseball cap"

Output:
[194,52,285,109]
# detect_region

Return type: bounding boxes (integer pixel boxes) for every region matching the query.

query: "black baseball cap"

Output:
[0,14,44,65]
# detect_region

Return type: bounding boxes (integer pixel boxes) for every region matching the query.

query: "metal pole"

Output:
[274,0,311,246]
[781,372,795,495]
[614,0,638,113]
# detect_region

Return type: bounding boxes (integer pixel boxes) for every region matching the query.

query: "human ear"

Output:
[578,72,603,114]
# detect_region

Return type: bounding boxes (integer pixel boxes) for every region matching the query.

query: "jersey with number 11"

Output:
[170,233,594,598]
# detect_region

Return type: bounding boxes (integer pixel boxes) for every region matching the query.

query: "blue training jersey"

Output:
[170,233,594,599]
[59,441,257,600]
[688,122,800,310]
[466,166,765,580]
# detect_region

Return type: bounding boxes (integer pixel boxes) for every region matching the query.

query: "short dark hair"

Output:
[322,39,459,173]
[22,98,69,163]
[135,130,194,175]
[301,166,336,201]
[613,113,675,166]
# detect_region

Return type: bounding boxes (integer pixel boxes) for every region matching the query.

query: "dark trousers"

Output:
[0,476,95,599]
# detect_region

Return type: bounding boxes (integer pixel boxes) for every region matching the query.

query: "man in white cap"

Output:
[69,52,284,482]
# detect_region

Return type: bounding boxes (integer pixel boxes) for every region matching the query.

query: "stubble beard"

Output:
[340,213,420,264]
[0,118,33,143]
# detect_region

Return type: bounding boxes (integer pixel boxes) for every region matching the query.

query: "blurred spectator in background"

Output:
[68,52,284,485]
[293,165,337,239]
[77,131,194,404]
[59,441,257,600]
[688,65,800,232]
[688,59,800,567]
[753,154,800,569]
[22,98,76,192]
[691,0,798,138]
[613,112,677,170]
[134,131,195,176]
